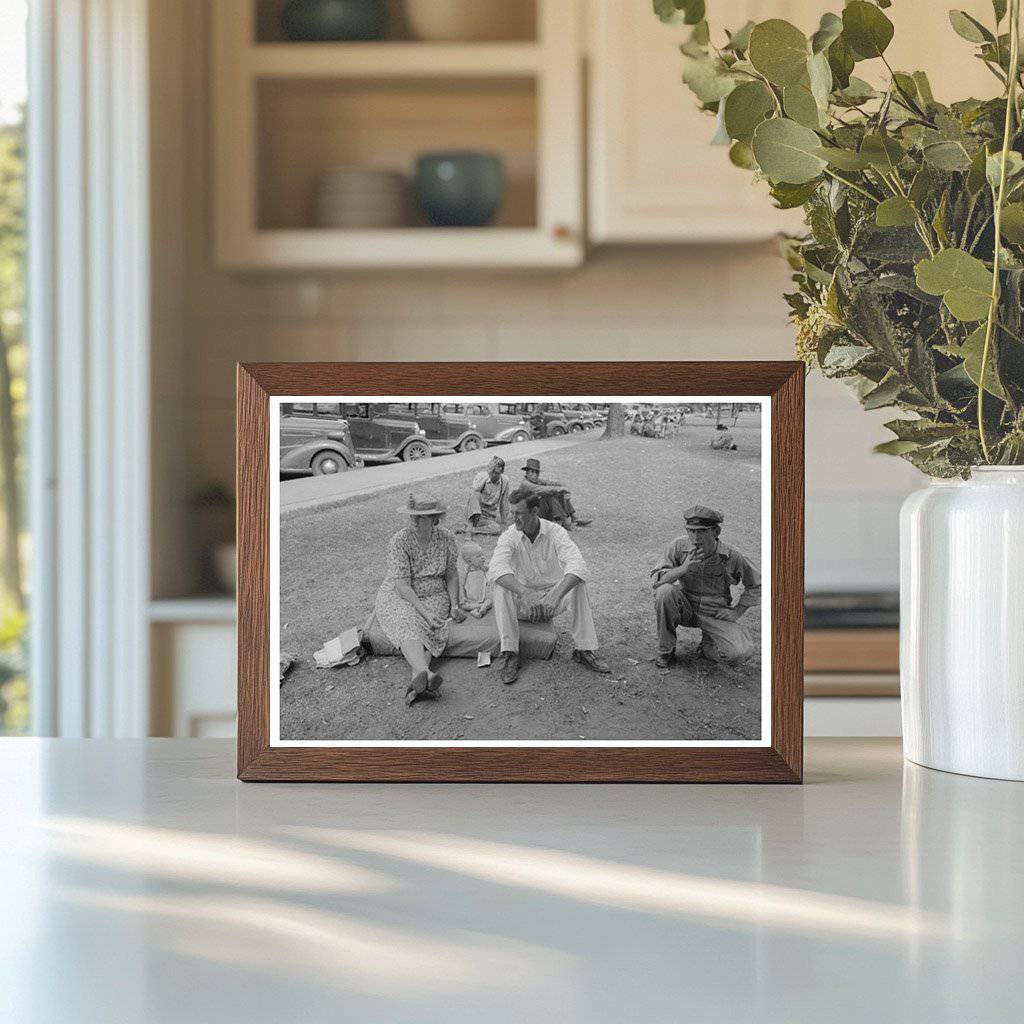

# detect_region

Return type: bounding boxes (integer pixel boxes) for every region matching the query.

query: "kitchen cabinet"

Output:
[587,0,999,244]
[212,0,584,269]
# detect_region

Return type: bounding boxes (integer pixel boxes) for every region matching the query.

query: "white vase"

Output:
[900,467,1024,780]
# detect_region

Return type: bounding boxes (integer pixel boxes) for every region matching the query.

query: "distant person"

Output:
[710,424,738,451]
[651,505,760,668]
[488,490,609,684]
[518,458,592,529]
[467,455,510,534]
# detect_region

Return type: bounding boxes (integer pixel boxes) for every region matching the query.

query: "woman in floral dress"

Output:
[375,494,465,704]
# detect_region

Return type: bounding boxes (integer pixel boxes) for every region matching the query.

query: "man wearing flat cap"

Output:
[488,488,609,684]
[650,505,761,668]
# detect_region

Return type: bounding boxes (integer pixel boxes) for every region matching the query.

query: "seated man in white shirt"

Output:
[488,490,610,685]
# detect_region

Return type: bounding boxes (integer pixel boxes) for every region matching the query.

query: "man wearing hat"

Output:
[488,489,609,684]
[467,455,510,534]
[518,458,592,529]
[650,505,761,668]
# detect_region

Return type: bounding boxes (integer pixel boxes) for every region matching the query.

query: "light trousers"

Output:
[493,580,599,653]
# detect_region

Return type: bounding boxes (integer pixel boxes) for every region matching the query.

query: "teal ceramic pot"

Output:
[281,0,388,42]
[415,152,505,227]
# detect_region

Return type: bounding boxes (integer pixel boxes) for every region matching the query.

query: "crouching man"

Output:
[651,505,761,668]
[488,490,610,685]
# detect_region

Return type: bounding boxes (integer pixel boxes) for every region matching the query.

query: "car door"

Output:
[343,402,378,455]
[466,403,497,440]
[280,402,321,458]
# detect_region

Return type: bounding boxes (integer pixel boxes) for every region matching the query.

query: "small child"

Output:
[458,541,493,618]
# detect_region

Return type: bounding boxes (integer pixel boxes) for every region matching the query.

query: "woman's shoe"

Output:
[405,670,429,706]
[426,670,444,696]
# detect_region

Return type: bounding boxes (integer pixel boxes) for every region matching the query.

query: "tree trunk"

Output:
[601,403,625,439]
[0,325,22,609]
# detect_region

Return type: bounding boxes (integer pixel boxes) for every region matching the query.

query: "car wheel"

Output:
[512,430,530,443]
[402,440,431,461]
[458,435,483,452]
[311,451,347,475]
[549,425,566,436]
[569,423,583,432]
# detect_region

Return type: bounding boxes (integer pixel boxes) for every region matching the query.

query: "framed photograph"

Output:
[237,362,804,782]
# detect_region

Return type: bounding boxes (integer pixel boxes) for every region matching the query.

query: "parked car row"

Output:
[279,401,606,477]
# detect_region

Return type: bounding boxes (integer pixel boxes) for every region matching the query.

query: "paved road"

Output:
[280,432,598,513]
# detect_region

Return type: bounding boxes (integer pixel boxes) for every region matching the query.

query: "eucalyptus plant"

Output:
[658,0,1024,475]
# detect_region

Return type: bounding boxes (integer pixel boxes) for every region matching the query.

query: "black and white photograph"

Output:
[270,397,770,746]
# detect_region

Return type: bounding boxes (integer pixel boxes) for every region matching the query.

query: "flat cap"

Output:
[684,504,724,526]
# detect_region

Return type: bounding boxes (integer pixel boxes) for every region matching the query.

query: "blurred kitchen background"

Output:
[3,0,997,740]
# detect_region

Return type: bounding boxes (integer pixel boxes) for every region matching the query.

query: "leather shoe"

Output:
[572,649,611,674]
[654,651,675,669]
[499,651,520,685]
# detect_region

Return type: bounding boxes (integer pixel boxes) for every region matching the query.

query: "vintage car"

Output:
[461,402,533,445]
[339,403,433,463]
[520,402,569,436]
[279,402,362,476]
[386,403,485,454]
[561,403,600,431]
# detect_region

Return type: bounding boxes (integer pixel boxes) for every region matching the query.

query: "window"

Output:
[442,404,464,414]
[291,402,315,414]
[498,404,517,416]
[466,404,489,416]
[343,403,369,418]
[315,403,341,417]
[0,2,27,734]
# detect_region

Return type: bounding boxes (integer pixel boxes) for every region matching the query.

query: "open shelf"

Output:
[213,0,581,268]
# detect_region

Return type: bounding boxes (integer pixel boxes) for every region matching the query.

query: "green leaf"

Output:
[923,141,973,171]
[909,165,936,205]
[836,75,877,104]
[783,83,822,129]
[654,0,705,25]
[860,133,905,173]
[770,179,820,209]
[986,150,1024,190]
[959,325,1007,398]
[875,196,918,228]
[915,249,994,321]
[810,12,843,54]
[842,1,894,60]
[948,10,993,44]
[752,117,827,184]
[884,418,963,443]
[827,35,855,89]
[723,81,775,143]
[690,20,710,46]
[814,146,872,170]
[728,140,758,169]
[912,71,935,105]
[807,51,833,111]
[862,374,902,409]
[874,439,922,455]
[748,19,810,87]
[681,55,737,103]
[993,0,1008,24]
[1000,202,1024,242]
[724,20,755,53]
[967,143,993,193]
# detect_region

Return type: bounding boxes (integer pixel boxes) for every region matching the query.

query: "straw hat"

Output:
[402,493,447,516]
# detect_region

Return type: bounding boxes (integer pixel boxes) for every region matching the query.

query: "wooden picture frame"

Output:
[237,362,804,782]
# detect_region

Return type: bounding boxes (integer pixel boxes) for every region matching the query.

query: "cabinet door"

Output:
[588,1,814,242]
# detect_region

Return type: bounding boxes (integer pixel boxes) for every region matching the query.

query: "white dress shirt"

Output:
[487,518,591,590]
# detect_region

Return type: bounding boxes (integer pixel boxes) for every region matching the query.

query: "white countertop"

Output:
[2,738,1021,1023]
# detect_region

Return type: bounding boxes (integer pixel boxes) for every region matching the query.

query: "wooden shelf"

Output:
[249,42,545,79]
[804,629,900,675]
[212,0,583,269]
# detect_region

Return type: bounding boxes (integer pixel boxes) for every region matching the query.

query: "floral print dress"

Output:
[375,525,459,656]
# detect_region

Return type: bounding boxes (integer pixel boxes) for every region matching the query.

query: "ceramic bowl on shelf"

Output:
[414,152,504,227]
[314,167,409,228]
[403,0,534,42]
[280,0,388,42]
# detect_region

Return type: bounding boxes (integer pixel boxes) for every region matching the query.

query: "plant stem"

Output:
[821,167,879,203]
[979,0,1021,463]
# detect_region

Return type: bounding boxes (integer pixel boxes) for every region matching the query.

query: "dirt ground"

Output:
[279,418,763,742]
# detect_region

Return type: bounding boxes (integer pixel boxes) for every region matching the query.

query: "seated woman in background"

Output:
[458,541,493,618]
[374,494,465,706]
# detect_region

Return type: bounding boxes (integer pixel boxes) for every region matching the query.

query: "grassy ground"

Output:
[279,418,763,741]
